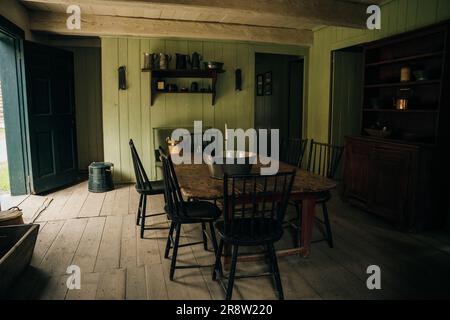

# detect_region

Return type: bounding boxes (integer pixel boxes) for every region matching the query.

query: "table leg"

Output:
[223,244,231,271]
[299,195,316,258]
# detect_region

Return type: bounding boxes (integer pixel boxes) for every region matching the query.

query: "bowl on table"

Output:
[206,151,257,179]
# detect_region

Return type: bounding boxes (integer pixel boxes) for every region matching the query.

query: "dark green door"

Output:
[25,42,78,194]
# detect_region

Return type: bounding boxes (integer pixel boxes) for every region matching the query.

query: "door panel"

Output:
[343,140,370,203]
[25,41,78,194]
[368,147,410,223]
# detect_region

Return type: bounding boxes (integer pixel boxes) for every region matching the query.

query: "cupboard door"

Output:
[368,147,411,223]
[343,140,370,204]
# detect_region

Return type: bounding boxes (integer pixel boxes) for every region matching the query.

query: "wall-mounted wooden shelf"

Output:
[363,108,439,113]
[364,79,441,89]
[141,69,225,106]
[365,51,444,67]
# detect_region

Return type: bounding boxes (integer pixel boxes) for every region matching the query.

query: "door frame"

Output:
[287,58,304,140]
[0,15,31,195]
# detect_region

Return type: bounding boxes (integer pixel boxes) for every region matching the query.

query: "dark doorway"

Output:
[254,53,304,142]
[24,41,79,194]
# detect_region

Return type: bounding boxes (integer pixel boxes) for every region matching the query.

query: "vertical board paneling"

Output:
[101,38,121,182]
[118,38,130,182]
[438,0,450,21]
[307,0,450,144]
[128,38,142,181]
[140,39,152,177]
[71,47,104,171]
[102,38,307,182]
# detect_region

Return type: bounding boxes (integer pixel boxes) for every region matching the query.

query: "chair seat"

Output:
[165,201,221,223]
[135,180,165,195]
[215,218,283,246]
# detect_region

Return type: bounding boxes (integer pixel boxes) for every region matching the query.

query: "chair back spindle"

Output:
[161,154,187,219]
[280,138,308,168]
[129,139,153,192]
[307,140,344,179]
[222,171,296,241]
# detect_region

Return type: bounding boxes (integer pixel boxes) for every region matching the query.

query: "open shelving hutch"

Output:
[362,23,449,146]
[141,69,225,107]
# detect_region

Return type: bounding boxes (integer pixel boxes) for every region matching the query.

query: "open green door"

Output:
[24,42,79,194]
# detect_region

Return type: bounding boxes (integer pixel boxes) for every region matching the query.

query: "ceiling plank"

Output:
[22,0,371,29]
[28,11,314,46]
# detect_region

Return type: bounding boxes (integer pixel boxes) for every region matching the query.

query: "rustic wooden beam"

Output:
[22,0,370,29]
[28,11,314,46]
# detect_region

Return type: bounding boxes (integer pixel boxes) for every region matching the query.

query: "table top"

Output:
[174,161,338,201]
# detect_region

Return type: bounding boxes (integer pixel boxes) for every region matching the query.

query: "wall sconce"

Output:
[118,66,127,90]
[235,68,242,91]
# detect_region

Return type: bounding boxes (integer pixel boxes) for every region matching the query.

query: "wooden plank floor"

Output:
[4,181,450,300]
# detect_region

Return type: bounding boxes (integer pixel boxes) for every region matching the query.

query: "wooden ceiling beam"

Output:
[22,0,371,29]
[28,11,314,46]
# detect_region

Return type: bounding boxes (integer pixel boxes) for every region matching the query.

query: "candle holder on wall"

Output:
[118,66,127,90]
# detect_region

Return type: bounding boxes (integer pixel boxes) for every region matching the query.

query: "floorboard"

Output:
[39,218,88,276]
[94,215,123,272]
[72,217,106,273]
[6,182,450,300]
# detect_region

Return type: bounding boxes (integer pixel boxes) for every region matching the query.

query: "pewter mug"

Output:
[143,53,156,70]
[156,53,172,70]
[191,52,203,70]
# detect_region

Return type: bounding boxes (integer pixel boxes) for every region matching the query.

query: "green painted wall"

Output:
[307,0,450,143]
[101,38,308,182]
[69,47,104,170]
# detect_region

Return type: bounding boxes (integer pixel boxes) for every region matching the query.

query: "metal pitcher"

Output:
[176,53,190,70]
[191,52,203,70]
[156,53,172,70]
[143,53,156,70]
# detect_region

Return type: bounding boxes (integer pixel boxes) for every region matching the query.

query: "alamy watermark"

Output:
[367,5,381,30]
[64,4,381,32]
[169,121,280,175]
[66,265,81,290]
[366,265,382,290]
[66,5,81,30]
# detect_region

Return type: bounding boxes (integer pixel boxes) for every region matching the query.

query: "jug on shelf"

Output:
[175,53,190,70]
[156,53,172,70]
[143,53,157,70]
[191,52,203,70]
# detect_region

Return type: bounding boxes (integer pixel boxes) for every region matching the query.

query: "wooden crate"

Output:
[0,224,39,298]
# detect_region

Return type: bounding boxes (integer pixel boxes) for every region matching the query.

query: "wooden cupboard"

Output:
[343,136,439,229]
[343,21,450,229]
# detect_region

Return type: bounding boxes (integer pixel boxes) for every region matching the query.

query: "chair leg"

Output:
[268,243,284,300]
[225,245,239,300]
[136,194,143,226]
[164,221,176,259]
[212,239,224,281]
[140,195,147,239]
[170,223,181,281]
[322,202,334,248]
[209,222,219,255]
[295,202,302,248]
[201,222,208,251]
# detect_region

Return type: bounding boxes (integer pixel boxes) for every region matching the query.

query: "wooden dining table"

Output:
[174,160,337,259]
